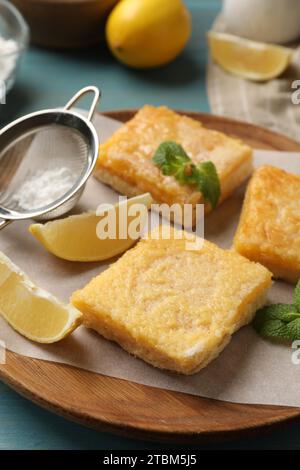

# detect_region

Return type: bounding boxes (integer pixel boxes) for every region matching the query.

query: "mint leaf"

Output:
[153,142,189,174]
[197,161,221,209]
[254,318,290,340]
[253,304,300,341]
[285,318,300,341]
[294,279,300,311]
[257,304,300,321]
[253,278,300,344]
[153,141,221,208]
[279,311,300,322]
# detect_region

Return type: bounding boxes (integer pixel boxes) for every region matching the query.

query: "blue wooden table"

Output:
[1,0,299,450]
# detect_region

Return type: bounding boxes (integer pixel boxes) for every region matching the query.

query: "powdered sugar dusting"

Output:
[11,167,77,211]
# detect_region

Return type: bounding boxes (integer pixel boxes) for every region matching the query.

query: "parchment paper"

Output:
[1,112,300,407]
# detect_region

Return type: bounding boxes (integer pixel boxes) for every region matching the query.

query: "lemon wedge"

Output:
[29,193,153,262]
[208,31,293,81]
[0,252,82,343]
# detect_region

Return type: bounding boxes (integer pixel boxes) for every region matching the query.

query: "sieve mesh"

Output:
[0,123,90,219]
[0,86,100,228]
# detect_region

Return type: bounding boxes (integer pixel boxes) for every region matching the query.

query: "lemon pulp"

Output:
[208,32,293,81]
[0,252,82,343]
[29,193,153,262]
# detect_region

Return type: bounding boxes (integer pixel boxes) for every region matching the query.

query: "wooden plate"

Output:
[1,110,300,444]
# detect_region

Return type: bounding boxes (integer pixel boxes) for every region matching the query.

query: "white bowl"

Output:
[0,0,29,99]
[223,0,300,44]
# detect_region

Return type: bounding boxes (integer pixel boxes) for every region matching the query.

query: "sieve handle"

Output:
[64,86,101,122]
[0,219,12,231]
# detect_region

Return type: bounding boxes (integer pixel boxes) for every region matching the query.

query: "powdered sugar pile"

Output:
[11,167,77,211]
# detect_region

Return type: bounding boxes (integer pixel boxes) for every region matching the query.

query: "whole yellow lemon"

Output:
[106,0,191,68]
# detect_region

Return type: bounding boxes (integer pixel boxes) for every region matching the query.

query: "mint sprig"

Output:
[153,141,221,209]
[294,280,300,311]
[253,279,300,342]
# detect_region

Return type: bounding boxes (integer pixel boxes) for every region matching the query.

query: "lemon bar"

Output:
[71,227,271,374]
[234,165,300,284]
[95,106,253,221]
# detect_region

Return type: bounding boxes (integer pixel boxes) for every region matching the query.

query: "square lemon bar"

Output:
[95,106,253,220]
[71,227,271,374]
[234,165,300,284]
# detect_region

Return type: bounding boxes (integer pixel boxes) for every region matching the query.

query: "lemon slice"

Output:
[0,252,82,343]
[208,31,293,81]
[29,193,153,262]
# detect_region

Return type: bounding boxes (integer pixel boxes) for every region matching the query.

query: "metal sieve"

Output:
[0,86,100,230]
